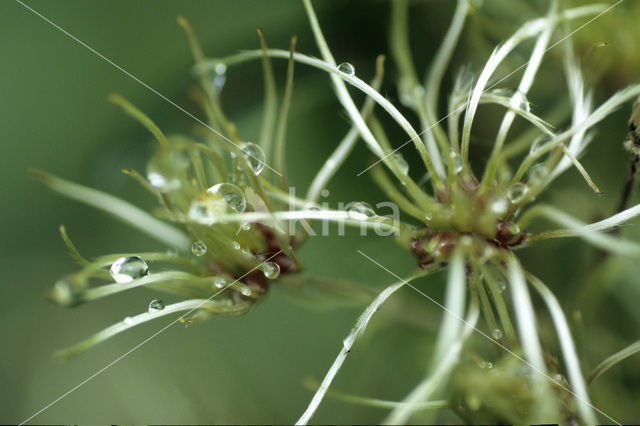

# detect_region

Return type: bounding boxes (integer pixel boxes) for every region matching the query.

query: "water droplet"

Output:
[450,151,463,174]
[231,241,241,250]
[207,183,247,212]
[240,142,266,175]
[337,62,355,76]
[213,277,227,289]
[492,329,503,340]
[343,328,356,349]
[261,261,280,279]
[490,197,508,215]
[148,299,165,313]
[51,279,80,306]
[321,189,330,197]
[516,93,530,112]
[211,61,227,94]
[241,221,251,231]
[393,152,409,175]
[191,240,207,256]
[188,199,217,225]
[347,202,375,220]
[527,163,548,185]
[507,183,529,203]
[425,212,433,221]
[497,280,506,292]
[241,248,252,257]
[240,286,252,296]
[124,316,135,326]
[110,256,149,284]
[146,151,189,193]
[529,135,550,155]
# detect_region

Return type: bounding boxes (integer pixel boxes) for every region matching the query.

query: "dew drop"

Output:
[492,329,503,340]
[529,135,550,155]
[123,316,135,326]
[241,221,251,231]
[517,94,530,112]
[347,202,375,220]
[507,183,529,203]
[240,286,252,296]
[148,299,165,313]
[527,163,548,185]
[146,151,189,193]
[207,183,247,212]
[231,241,241,250]
[343,328,356,349]
[110,256,149,284]
[211,61,227,94]
[497,280,506,293]
[450,151,463,174]
[240,142,266,175]
[191,240,207,256]
[337,62,355,76]
[393,152,409,175]
[490,197,508,215]
[213,277,227,289]
[261,261,280,279]
[188,199,217,225]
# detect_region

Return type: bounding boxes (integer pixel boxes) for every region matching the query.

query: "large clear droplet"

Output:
[337,62,355,76]
[191,240,207,256]
[348,202,375,220]
[507,183,529,203]
[393,152,409,175]
[207,183,247,212]
[146,151,189,193]
[110,256,149,284]
[261,261,280,279]
[240,142,266,175]
[148,299,165,313]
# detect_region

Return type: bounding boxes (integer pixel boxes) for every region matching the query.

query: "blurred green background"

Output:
[1,0,639,424]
